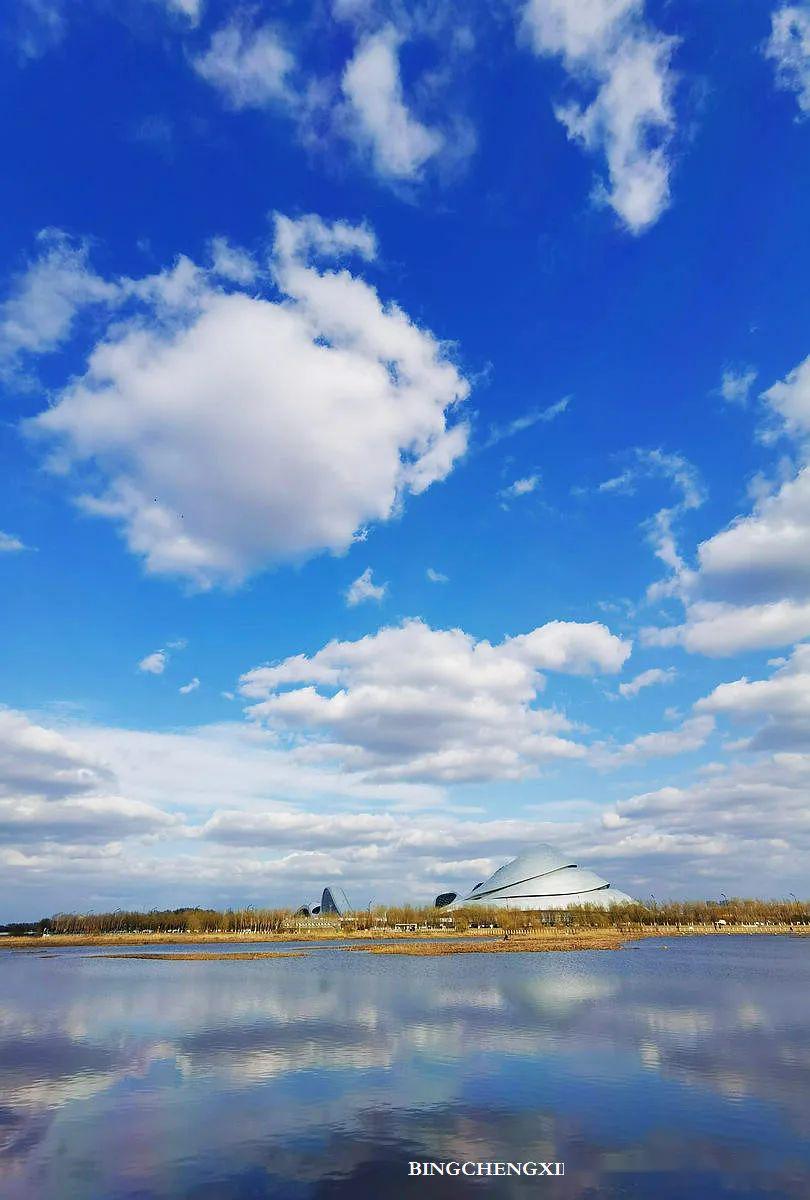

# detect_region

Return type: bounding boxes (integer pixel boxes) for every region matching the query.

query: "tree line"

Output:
[26,896,810,936]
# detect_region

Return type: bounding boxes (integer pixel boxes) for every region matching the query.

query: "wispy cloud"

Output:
[0,531,26,553]
[618,666,676,698]
[484,396,570,448]
[499,475,540,504]
[718,365,757,405]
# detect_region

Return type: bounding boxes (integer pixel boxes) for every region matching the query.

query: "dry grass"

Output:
[347,931,625,956]
[3,923,808,953]
[0,928,496,949]
[89,950,308,961]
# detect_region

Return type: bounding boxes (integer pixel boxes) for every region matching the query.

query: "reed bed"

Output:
[2,898,808,950]
[348,931,625,955]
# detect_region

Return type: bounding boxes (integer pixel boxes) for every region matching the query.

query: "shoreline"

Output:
[2,924,807,953]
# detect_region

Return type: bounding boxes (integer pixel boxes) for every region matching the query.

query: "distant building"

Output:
[434,845,633,911]
[295,885,352,918]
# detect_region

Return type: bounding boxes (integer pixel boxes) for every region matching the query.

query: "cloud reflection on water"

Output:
[0,938,809,1198]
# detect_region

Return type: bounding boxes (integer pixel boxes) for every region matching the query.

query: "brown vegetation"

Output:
[90,950,307,961]
[348,931,625,955]
[1,898,806,951]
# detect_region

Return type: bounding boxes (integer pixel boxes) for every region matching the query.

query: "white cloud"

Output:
[0,230,118,371]
[719,365,757,405]
[618,666,676,697]
[696,467,810,602]
[0,708,172,848]
[762,352,810,439]
[521,0,678,233]
[595,448,704,598]
[643,354,810,654]
[0,708,112,799]
[164,0,201,22]
[14,0,65,62]
[192,20,295,109]
[598,467,635,493]
[345,567,388,606]
[426,567,448,583]
[484,396,570,447]
[500,474,540,500]
[239,617,630,783]
[597,448,704,510]
[179,677,201,694]
[645,598,810,657]
[601,752,810,885]
[208,237,257,284]
[595,714,714,766]
[67,720,439,816]
[341,25,443,180]
[644,460,810,654]
[698,643,810,722]
[2,699,804,907]
[695,643,810,751]
[0,531,26,553]
[26,214,470,588]
[765,4,810,116]
[138,651,167,675]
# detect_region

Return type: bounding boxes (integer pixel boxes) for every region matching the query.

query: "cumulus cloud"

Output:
[696,643,810,751]
[191,9,474,190]
[0,531,26,553]
[345,567,388,606]
[761,352,810,440]
[179,677,200,695]
[0,230,119,372]
[618,666,676,698]
[208,237,257,284]
[521,0,678,233]
[239,617,630,782]
[645,598,810,657]
[595,714,714,767]
[765,4,810,116]
[341,25,443,180]
[192,20,295,109]
[25,214,470,587]
[426,567,448,583]
[695,468,810,604]
[637,353,810,654]
[137,651,167,675]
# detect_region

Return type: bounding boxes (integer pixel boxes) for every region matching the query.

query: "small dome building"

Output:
[435,845,632,911]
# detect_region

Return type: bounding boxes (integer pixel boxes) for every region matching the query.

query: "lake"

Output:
[1,936,808,1198]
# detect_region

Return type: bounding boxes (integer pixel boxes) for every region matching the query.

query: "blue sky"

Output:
[2,0,810,918]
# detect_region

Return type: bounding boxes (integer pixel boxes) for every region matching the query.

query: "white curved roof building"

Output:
[434,845,632,911]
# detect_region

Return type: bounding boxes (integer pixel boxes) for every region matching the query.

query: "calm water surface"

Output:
[1,936,808,1199]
